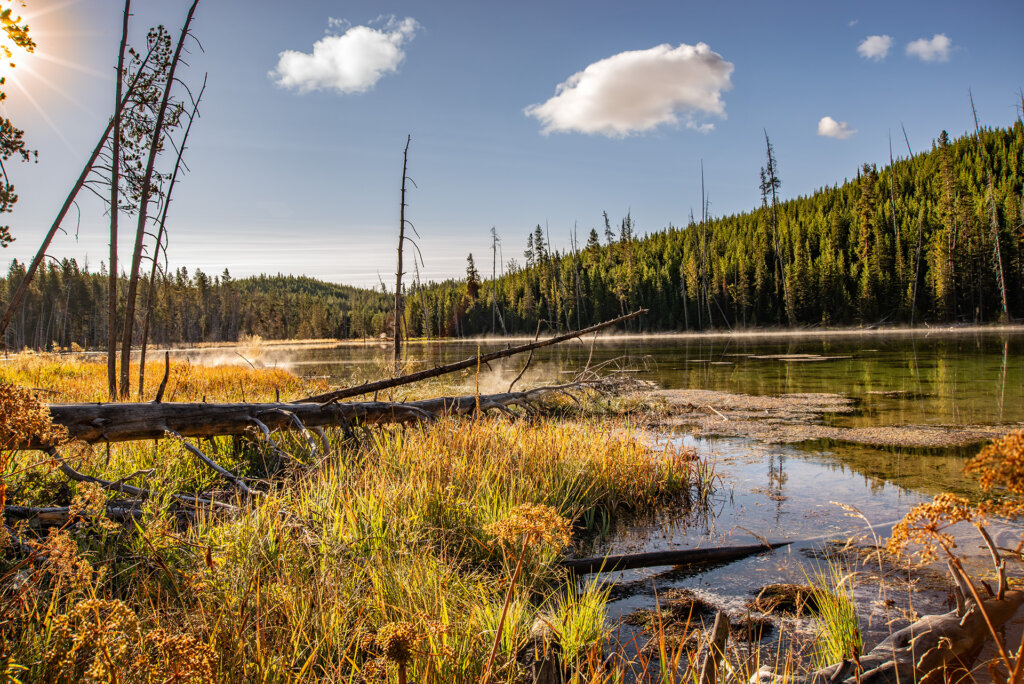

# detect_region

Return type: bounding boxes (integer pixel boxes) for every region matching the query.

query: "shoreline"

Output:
[37,323,1024,356]
[9,322,1022,359]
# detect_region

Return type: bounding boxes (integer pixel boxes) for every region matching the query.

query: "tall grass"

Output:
[1,357,710,682]
[807,560,862,670]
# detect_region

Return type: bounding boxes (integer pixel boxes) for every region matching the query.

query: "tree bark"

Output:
[107,0,131,400]
[394,134,410,375]
[30,386,576,447]
[138,76,206,397]
[560,540,790,574]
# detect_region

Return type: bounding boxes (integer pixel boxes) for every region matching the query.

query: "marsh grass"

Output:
[805,561,862,670]
[1,356,710,682]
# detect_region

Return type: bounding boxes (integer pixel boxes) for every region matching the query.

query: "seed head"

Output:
[487,503,572,551]
[375,621,418,664]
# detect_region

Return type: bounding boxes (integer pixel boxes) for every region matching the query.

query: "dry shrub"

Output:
[44,599,215,683]
[1,380,67,513]
[888,429,1024,561]
[0,381,67,450]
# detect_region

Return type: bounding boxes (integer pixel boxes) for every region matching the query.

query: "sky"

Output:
[3,0,1023,287]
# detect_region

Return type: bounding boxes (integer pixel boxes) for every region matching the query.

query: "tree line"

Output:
[3,122,1023,352]
[407,122,1024,335]
[0,267,392,351]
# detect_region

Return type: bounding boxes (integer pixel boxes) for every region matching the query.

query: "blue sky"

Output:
[4,0,1023,286]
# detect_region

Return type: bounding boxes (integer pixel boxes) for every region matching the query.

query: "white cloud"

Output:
[857,35,892,61]
[523,42,734,137]
[817,116,857,140]
[270,17,419,94]
[906,34,952,62]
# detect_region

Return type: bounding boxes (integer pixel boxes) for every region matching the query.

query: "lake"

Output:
[176,329,1024,660]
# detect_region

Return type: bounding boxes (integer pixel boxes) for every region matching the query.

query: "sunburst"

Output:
[0,0,104,151]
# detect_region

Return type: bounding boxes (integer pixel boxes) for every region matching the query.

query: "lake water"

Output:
[179,330,1024,663]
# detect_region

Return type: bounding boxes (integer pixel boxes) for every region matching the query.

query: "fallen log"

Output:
[293,309,647,404]
[560,540,791,574]
[3,502,196,527]
[31,385,579,447]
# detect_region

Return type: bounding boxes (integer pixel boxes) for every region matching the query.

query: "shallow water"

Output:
[178,330,1024,662]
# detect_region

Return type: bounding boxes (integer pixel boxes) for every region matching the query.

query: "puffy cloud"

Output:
[524,42,734,137]
[270,17,419,94]
[857,35,892,61]
[817,116,857,140]
[906,34,952,62]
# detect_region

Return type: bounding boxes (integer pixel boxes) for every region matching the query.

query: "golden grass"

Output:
[0,353,327,403]
[0,356,711,682]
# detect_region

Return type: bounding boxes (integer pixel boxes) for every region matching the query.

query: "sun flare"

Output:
[0,1,36,88]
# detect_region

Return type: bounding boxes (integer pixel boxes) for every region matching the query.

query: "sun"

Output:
[0,1,36,88]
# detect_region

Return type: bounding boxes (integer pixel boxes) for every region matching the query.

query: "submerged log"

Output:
[561,540,791,574]
[30,386,577,447]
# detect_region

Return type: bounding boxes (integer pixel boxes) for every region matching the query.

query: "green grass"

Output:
[807,559,862,670]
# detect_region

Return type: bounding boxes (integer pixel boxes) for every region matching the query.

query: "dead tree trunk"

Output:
[107,0,131,400]
[888,132,903,308]
[901,125,924,327]
[138,76,206,397]
[970,92,1011,322]
[119,0,199,398]
[561,540,790,574]
[32,386,581,447]
[394,134,411,375]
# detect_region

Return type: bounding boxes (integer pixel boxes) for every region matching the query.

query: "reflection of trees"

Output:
[767,452,788,522]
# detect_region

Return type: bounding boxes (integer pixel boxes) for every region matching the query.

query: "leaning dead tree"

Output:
[0,40,161,342]
[297,309,646,404]
[119,0,200,398]
[137,75,207,397]
[394,134,412,375]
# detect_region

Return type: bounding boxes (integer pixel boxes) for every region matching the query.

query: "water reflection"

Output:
[173,330,1024,427]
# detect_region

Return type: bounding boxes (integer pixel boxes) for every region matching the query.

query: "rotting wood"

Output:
[3,502,196,527]
[698,611,729,684]
[560,540,791,574]
[28,385,589,447]
[294,310,647,404]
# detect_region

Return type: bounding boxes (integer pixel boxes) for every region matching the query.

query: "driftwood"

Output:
[753,592,1024,684]
[699,611,730,684]
[33,385,581,447]
[561,541,791,574]
[294,309,647,404]
[752,544,1024,684]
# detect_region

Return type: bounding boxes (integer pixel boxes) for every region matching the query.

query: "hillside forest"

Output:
[2,123,1023,350]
